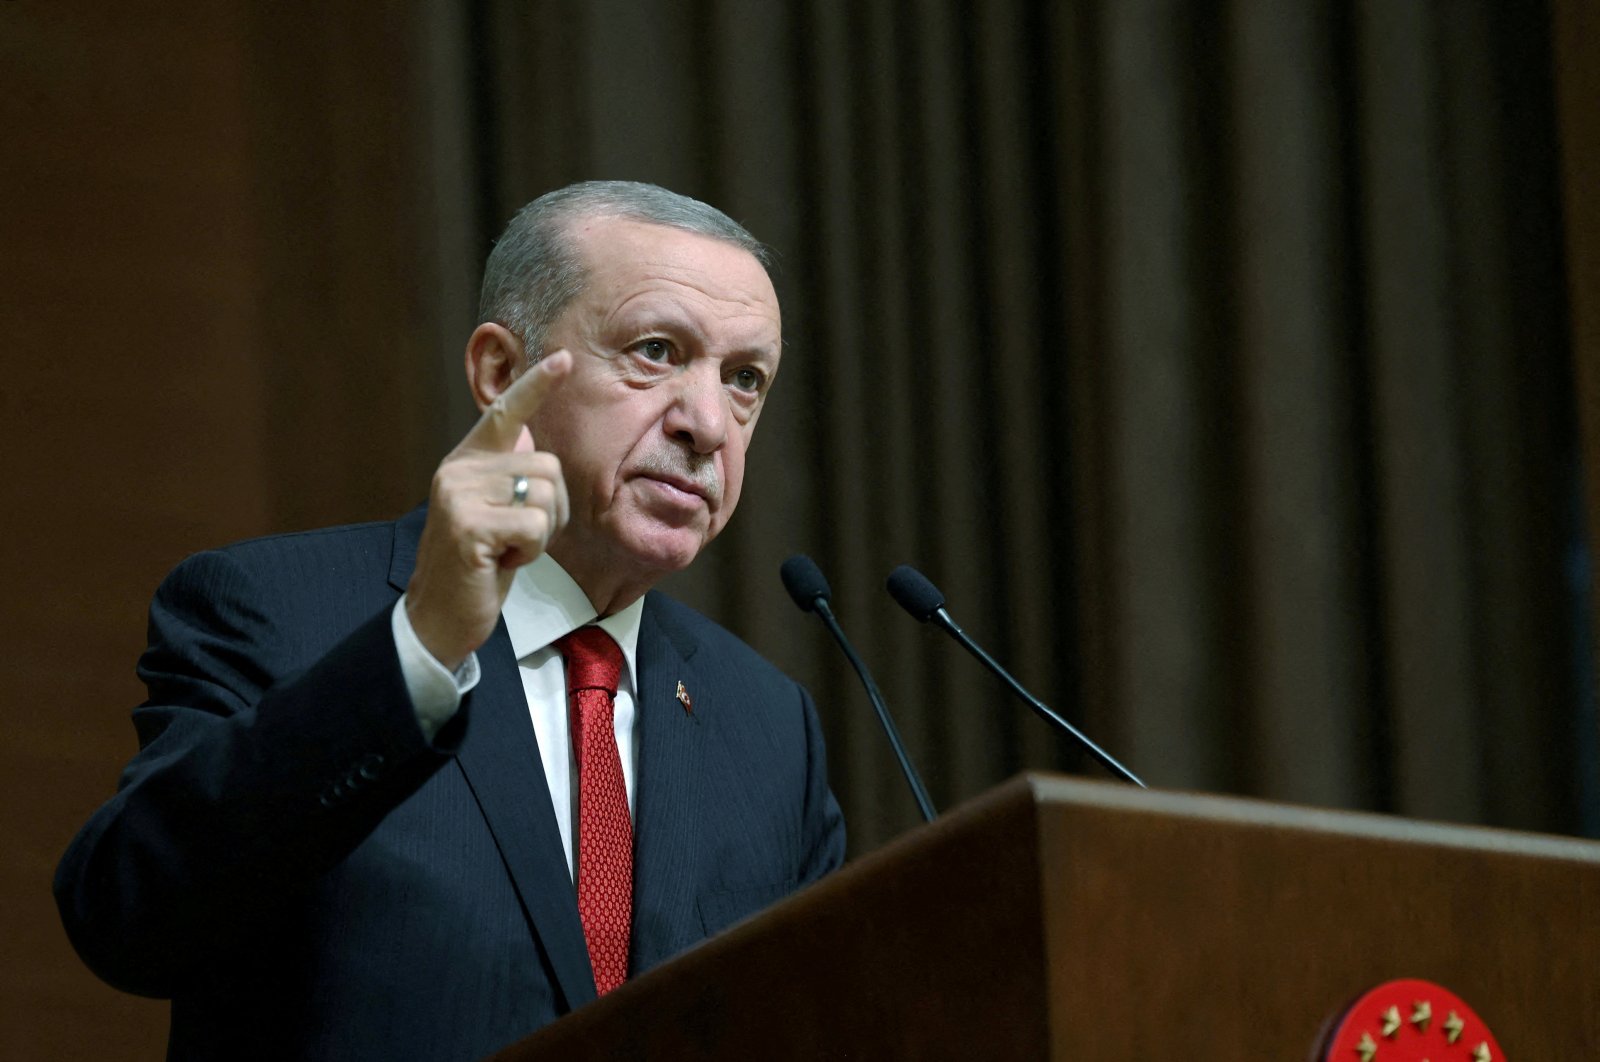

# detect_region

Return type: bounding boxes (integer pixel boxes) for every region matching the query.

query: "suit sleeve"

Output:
[53,548,466,997]
[795,684,847,884]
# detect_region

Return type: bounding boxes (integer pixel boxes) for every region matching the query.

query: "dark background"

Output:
[5,2,1599,1057]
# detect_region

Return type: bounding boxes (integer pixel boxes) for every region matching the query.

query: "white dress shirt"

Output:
[391,554,645,880]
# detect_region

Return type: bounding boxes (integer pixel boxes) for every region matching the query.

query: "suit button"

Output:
[356,753,385,781]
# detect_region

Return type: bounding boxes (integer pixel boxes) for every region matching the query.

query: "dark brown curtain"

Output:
[8,2,1597,1057]
[466,0,1591,850]
[1554,0,1600,839]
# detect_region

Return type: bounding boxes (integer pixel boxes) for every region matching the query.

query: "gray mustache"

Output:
[632,450,722,505]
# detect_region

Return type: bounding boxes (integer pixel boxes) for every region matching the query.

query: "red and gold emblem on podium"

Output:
[1320,979,1505,1061]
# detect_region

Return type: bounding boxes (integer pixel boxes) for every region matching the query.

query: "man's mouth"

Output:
[645,474,704,499]
[635,472,721,511]
[630,456,720,506]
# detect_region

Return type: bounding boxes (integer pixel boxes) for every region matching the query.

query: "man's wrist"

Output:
[392,595,480,740]
[403,595,473,673]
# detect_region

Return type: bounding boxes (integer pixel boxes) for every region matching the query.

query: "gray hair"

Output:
[477,180,773,362]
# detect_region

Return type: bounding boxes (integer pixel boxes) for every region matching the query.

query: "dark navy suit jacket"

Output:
[55,507,846,1060]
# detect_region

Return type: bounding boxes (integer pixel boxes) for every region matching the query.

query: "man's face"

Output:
[534,216,782,594]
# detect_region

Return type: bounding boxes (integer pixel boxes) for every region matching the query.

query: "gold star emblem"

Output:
[1355,1031,1377,1062]
[1444,1011,1464,1044]
[1381,1005,1402,1038]
[1472,1044,1491,1062]
[1410,999,1432,1032]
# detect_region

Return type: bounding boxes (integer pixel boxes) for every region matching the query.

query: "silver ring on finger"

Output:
[510,474,530,508]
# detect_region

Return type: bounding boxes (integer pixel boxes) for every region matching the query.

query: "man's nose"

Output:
[664,364,729,454]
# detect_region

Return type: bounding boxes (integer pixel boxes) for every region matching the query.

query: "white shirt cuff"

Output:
[392,595,481,741]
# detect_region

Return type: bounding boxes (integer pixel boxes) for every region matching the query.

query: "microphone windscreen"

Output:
[886,565,945,621]
[780,555,832,612]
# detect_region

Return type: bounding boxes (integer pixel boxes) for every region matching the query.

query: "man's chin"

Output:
[611,518,716,575]
[550,510,728,610]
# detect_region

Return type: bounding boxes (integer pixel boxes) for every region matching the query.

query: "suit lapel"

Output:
[630,594,708,970]
[389,508,596,1011]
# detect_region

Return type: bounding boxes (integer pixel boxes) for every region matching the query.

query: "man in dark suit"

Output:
[54,181,846,1060]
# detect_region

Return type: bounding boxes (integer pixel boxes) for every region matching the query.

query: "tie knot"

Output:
[555,625,624,695]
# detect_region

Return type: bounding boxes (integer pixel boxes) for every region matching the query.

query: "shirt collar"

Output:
[501,553,644,690]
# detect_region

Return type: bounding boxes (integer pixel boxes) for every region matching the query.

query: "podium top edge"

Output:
[1017,772,1600,864]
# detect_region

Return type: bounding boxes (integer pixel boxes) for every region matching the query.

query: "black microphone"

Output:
[886,565,1147,788]
[781,556,937,822]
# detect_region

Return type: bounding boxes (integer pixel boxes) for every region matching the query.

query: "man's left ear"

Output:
[464,323,526,412]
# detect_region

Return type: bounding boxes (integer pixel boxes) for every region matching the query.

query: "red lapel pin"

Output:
[675,680,693,714]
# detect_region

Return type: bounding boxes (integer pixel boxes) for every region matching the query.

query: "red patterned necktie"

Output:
[553,625,632,995]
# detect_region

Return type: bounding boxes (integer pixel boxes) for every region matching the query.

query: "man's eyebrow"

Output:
[608,304,779,359]
[731,341,782,362]
[605,299,701,337]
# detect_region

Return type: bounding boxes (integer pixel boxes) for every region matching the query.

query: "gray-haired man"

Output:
[57,181,846,1060]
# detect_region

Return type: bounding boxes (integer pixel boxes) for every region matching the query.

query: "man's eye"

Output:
[731,367,766,393]
[637,339,672,363]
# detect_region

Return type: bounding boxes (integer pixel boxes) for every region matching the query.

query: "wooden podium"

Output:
[495,774,1600,1059]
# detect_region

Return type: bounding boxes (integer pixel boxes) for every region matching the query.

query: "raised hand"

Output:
[405,351,573,670]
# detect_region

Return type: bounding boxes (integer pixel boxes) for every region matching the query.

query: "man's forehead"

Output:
[570,216,768,283]
[568,215,781,329]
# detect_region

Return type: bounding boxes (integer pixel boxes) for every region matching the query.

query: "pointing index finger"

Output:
[463,350,572,452]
